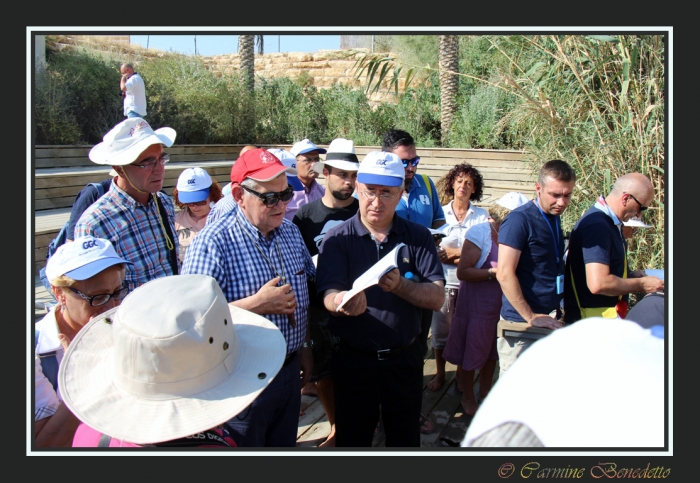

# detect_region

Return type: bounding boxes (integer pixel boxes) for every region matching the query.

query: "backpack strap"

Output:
[98,433,112,447]
[36,329,59,392]
[420,174,433,200]
[89,182,106,198]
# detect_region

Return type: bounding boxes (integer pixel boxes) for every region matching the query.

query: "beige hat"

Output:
[89,118,176,166]
[58,274,286,444]
[313,138,359,174]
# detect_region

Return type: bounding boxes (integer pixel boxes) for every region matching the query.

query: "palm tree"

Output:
[238,35,255,93]
[438,35,459,144]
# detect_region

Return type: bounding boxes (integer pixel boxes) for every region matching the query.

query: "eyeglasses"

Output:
[68,284,129,307]
[298,156,321,164]
[242,184,295,208]
[185,199,209,207]
[132,153,170,170]
[401,157,420,168]
[625,192,648,212]
[361,190,400,202]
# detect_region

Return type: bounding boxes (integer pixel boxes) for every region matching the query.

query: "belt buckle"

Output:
[377,348,390,361]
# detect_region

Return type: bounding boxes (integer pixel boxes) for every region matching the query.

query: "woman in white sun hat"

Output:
[35,236,132,447]
[60,274,286,448]
[443,192,530,417]
[172,167,224,263]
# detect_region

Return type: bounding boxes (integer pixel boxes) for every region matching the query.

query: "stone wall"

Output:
[45,35,408,105]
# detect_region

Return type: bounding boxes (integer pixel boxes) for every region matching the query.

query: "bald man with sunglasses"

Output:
[564,172,664,323]
[181,148,316,447]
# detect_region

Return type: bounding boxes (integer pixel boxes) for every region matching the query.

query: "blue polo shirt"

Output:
[316,213,444,350]
[564,206,627,322]
[395,174,445,228]
[498,201,565,322]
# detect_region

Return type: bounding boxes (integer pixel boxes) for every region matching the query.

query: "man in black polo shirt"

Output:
[316,151,445,447]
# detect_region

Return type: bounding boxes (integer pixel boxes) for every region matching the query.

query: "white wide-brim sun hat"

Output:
[58,274,286,445]
[89,118,176,166]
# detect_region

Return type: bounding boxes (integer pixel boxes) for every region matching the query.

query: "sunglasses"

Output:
[242,184,294,208]
[68,284,129,307]
[401,157,420,168]
[625,192,648,212]
[185,199,209,207]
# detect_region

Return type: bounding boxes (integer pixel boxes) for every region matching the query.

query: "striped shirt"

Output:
[206,194,238,225]
[182,208,315,354]
[74,183,178,291]
[284,179,325,221]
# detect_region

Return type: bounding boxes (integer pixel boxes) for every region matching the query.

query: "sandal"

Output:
[419,413,434,434]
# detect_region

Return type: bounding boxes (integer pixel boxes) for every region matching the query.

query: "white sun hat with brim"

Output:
[58,274,287,445]
[176,167,213,203]
[45,236,132,282]
[357,151,405,187]
[267,148,304,191]
[313,138,359,174]
[623,217,652,228]
[290,138,327,156]
[496,192,531,211]
[88,118,176,166]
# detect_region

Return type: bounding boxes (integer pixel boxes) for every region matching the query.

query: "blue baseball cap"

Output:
[357,151,405,187]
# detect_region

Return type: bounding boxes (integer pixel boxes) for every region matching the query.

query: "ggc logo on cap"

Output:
[375,158,387,166]
[82,240,99,250]
[187,179,196,185]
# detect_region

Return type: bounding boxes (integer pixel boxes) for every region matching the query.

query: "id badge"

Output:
[556,274,564,294]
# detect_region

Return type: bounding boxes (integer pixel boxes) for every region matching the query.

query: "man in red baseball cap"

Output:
[181,148,316,447]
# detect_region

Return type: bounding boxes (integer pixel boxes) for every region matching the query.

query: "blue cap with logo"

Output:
[357,151,405,187]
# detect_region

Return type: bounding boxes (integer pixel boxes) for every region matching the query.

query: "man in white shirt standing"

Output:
[120,63,147,119]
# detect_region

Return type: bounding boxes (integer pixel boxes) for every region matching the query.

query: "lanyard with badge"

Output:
[535,199,564,294]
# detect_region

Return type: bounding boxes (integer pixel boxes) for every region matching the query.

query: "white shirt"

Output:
[439,201,489,287]
[123,72,147,116]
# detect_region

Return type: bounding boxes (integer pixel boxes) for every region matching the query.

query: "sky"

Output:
[129,35,340,56]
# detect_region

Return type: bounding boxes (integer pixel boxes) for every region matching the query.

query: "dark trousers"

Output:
[332,340,423,447]
[225,351,301,447]
[417,308,433,356]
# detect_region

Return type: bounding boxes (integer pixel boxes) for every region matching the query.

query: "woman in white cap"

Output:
[172,167,224,263]
[35,236,132,447]
[442,192,529,416]
[428,164,489,392]
[59,274,286,448]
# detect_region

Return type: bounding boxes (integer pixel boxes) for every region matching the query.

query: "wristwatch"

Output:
[302,340,313,348]
[487,268,493,280]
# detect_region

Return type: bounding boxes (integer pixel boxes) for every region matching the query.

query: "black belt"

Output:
[283,351,298,367]
[340,337,416,361]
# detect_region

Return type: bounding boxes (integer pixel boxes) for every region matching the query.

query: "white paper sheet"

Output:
[336,243,406,311]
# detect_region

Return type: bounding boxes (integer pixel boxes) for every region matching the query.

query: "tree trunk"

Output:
[238,35,255,93]
[439,35,460,145]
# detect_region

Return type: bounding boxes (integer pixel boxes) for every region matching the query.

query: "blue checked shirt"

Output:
[74,183,179,292]
[206,193,238,225]
[182,208,315,354]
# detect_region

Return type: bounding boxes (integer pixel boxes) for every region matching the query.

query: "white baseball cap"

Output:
[313,138,359,174]
[290,138,327,156]
[89,118,176,166]
[176,167,213,203]
[58,274,286,444]
[45,236,132,282]
[357,151,405,187]
[623,217,652,228]
[496,192,530,211]
[267,148,304,190]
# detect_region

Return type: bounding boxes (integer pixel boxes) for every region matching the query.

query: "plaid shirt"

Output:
[182,208,315,354]
[74,183,179,292]
[206,194,238,225]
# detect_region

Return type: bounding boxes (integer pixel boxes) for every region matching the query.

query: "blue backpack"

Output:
[38,182,107,304]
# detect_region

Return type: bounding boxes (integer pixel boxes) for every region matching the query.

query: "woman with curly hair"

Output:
[173,167,223,264]
[428,163,489,391]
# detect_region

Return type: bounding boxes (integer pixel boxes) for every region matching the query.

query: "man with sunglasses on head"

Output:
[285,139,327,221]
[564,172,664,324]
[181,148,316,447]
[74,118,179,292]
